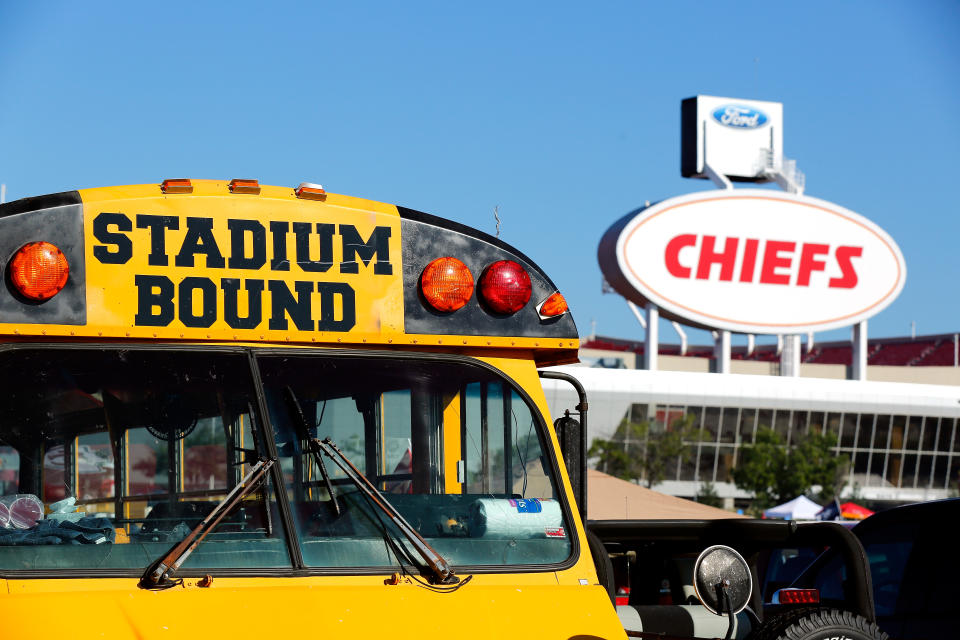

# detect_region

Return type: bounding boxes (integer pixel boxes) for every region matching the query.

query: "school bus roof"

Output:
[0,181,579,366]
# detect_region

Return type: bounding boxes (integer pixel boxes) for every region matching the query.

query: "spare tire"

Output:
[585,528,615,605]
[755,608,888,640]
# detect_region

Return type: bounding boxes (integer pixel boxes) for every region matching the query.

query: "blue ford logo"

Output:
[712,105,768,129]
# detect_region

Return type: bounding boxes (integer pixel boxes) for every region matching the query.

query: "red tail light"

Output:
[420,257,474,312]
[772,588,820,605]
[478,260,531,315]
[615,585,630,606]
[9,242,70,301]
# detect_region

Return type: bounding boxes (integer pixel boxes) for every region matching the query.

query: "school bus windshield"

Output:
[0,346,570,573]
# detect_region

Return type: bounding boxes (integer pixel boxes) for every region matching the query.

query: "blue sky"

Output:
[2,1,958,347]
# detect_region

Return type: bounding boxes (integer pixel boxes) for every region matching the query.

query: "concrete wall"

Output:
[579,347,637,369]
[866,365,960,386]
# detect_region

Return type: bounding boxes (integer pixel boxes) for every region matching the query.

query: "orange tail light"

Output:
[9,242,70,301]
[421,257,474,312]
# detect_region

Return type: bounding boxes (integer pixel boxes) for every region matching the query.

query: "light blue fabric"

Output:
[0,516,115,546]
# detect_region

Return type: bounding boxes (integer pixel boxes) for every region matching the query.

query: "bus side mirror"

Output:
[554,412,584,517]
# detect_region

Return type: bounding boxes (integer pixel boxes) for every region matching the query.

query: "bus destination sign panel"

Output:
[83,184,404,341]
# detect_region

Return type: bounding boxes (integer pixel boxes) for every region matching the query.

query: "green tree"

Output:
[695,480,723,508]
[588,419,644,481]
[589,414,704,488]
[732,426,847,514]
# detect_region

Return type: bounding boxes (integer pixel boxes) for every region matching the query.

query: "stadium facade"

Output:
[541,334,960,509]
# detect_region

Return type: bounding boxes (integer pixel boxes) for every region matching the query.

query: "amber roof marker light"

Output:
[9,241,70,302]
[420,257,474,312]
[537,292,569,320]
[295,183,326,201]
[229,179,261,194]
[160,179,193,194]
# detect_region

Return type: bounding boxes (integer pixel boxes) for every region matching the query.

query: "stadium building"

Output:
[543,333,960,510]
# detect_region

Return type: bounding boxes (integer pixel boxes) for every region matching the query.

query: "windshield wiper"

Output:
[137,424,277,590]
[283,387,340,516]
[139,457,275,590]
[315,437,459,586]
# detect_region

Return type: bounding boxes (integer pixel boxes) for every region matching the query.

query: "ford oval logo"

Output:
[712,105,768,129]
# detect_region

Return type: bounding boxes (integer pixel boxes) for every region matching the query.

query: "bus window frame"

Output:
[0,342,580,580]
[251,347,581,576]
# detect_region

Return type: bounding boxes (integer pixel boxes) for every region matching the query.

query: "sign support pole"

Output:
[713,330,731,373]
[644,302,659,371]
[626,300,647,330]
[781,335,801,376]
[852,321,868,381]
[671,321,688,356]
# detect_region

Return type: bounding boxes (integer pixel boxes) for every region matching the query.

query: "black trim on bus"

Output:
[0,198,87,325]
[0,343,581,580]
[0,191,81,219]
[398,210,579,340]
[247,349,305,570]
[396,205,557,290]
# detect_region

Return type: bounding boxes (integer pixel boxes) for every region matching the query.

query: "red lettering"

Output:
[796,243,830,286]
[829,246,862,288]
[663,235,859,289]
[665,234,697,278]
[759,241,795,285]
[696,236,739,281]
[739,238,759,283]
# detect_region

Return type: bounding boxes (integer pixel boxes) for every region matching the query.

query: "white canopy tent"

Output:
[763,496,822,520]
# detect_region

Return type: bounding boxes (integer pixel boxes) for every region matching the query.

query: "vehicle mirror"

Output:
[554,413,582,515]
[693,545,753,617]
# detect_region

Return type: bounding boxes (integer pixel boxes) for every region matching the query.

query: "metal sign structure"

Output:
[599,190,906,335]
[682,96,783,180]
[599,96,903,379]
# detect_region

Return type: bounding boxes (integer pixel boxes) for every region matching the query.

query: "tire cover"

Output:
[586,528,615,605]
[757,608,889,640]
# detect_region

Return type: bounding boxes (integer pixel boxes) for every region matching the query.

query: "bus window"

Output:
[127,427,166,496]
[258,354,571,570]
[182,418,229,492]
[0,446,18,495]
[0,347,289,572]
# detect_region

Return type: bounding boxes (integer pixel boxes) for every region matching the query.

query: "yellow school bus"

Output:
[0,180,624,639]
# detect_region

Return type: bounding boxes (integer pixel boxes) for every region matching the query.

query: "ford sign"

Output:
[598,190,906,334]
[712,105,768,129]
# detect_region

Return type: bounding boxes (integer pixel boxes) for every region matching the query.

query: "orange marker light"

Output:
[295,182,326,201]
[421,257,474,312]
[229,179,261,194]
[161,178,193,194]
[538,292,569,318]
[9,242,70,301]
[479,260,531,315]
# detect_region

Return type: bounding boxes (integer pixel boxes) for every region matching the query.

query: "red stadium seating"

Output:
[868,341,934,366]
[582,333,960,368]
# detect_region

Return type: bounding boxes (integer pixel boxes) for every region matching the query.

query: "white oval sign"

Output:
[598,190,906,334]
